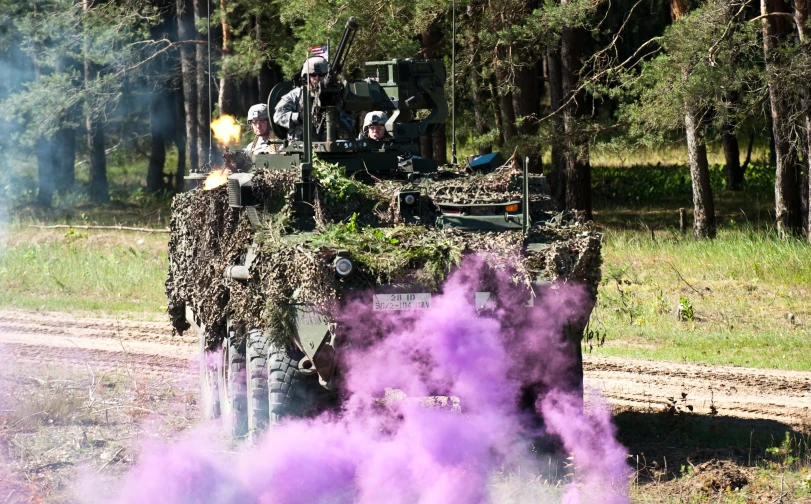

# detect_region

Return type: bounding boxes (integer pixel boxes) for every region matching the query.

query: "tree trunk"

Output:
[84,0,108,204]
[193,0,211,167]
[684,106,716,238]
[147,3,172,193]
[36,137,55,206]
[147,90,169,192]
[86,117,109,204]
[175,87,187,191]
[512,61,541,173]
[761,0,803,237]
[489,74,504,145]
[420,131,434,160]
[471,64,492,155]
[560,5,591,220]
[673,0,714,237]
[496,53,518,143]
[217,0,236,116]
[721,125,743,190]
[432,125,447,166]
[177,0,199,173]
[546,47,566,211]
[795,0,811,240]
[53,127,76,191]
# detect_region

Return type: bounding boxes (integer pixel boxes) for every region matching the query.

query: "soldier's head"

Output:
[247,104,270,137]
[363,111,388,140]
[301,56,329,89]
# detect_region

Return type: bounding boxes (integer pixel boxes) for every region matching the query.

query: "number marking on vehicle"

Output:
[373,293,432,311]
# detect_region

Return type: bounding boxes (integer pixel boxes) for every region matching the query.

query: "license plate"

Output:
[373,293,432,311]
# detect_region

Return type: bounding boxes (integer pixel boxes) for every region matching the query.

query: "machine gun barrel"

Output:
[328,16,358,81]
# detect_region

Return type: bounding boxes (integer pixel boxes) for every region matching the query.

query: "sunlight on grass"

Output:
[0,230,167,315]
[589,226,811,369]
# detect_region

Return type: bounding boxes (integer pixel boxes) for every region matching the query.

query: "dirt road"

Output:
[0,309,197,377]
[584,354,811,426]
[1,309,809,427]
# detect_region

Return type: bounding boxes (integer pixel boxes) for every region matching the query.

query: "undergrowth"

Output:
[307,213,463,287]
[592,161,774,204]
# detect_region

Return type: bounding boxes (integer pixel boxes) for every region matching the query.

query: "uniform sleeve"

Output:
[273,89,301,129]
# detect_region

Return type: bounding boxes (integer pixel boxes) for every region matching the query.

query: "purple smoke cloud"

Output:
[104,262,630,503]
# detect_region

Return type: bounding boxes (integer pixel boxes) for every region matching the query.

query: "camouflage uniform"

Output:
[274,56,355,142]
[244,135,278,156]
[273,87,314,143]
[273,88,357,143]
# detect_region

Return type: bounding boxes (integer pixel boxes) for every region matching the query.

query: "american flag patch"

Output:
[308,45,329,60]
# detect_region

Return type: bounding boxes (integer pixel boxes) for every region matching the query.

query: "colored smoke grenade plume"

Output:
[110,263,630,503]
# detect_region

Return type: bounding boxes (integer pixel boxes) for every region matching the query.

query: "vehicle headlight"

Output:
[334,257,353,276]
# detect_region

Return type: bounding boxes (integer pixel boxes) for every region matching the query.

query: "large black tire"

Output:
[268,345,333,425]
[218,335,248,437]
[200,327,220,421]
[246,329,270,438]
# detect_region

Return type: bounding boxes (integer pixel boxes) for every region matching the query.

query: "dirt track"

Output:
[0,310,197,377]
[583,354,811,427]
[1,309,809,427]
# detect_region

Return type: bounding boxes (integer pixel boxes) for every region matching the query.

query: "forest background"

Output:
[2,0,811,242]
[2,2,811,500]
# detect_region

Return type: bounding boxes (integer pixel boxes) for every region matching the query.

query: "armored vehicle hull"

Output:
[167,19,600,437]
[166,158,601,439]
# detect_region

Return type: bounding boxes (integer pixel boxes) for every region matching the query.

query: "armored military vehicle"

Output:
[166,18,601,438]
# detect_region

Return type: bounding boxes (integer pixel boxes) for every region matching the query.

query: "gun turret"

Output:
[327,17,358,83]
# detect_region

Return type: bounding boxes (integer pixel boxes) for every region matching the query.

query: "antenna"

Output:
[450,0,457,166]
[207,0,212,166]
[523,156,530,235]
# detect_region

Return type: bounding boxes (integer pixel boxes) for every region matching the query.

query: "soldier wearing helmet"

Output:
[273,56,354,142]
[358,111,392,142]
[243,103,278,157]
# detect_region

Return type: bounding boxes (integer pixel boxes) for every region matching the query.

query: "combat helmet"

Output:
[247,103,268,123]
[301,56,329,77]
[363,111,388,130]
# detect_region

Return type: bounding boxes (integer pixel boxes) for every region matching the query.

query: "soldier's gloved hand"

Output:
[290,113,301,125]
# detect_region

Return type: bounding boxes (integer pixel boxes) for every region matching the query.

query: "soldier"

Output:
[244,103,278,156]
[358,111,392,142]
[273,56,353,142]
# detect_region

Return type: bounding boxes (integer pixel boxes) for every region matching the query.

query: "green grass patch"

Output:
[0,229,168,315]
[588,227,811,369]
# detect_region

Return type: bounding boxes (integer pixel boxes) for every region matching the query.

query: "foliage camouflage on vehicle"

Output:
[165,159,602,349]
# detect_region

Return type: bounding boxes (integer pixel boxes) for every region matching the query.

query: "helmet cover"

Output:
[301,56,329,77]
[247,103,269,122]
[363,111,388,129]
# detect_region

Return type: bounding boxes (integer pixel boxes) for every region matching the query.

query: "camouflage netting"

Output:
[166,188,252,339]
[166,159,601,349]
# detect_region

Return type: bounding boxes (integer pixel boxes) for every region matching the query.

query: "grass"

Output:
[0,227,169,316]
[0,361,198,503]
[588,225,811,370]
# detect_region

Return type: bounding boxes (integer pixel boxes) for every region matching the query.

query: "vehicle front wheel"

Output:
[200,326,221,421]
[246,328,270,439]
[218,334,248,437]
[268,345,333,425]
